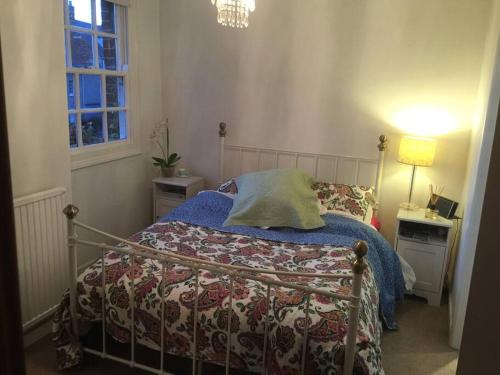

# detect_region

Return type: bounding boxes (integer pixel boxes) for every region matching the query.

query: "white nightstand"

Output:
[394,208,453,306]
[152,176,204,221]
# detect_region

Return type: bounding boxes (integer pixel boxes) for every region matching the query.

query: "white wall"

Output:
[1,0,163,267]
[449,2,500,349]
[1,0,72,198]
[1,0,75,345]
[71,0,163,266]
[160,0,492,244]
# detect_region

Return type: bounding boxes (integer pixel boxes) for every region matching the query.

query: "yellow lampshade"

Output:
[398,136,436,167]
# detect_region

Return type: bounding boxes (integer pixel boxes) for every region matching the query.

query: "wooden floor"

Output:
[25,296,457,375]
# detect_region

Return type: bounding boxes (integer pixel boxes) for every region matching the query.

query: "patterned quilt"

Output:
[54,220,383,374]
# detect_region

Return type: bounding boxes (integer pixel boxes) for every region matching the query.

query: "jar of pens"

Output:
[426,184,443,220]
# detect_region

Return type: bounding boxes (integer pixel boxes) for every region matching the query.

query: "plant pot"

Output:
[161,166,175,177]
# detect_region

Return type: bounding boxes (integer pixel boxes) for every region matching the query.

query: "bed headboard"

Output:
[218,122,388,203]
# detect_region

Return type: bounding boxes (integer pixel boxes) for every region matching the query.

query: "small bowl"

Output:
[176,168,191,178]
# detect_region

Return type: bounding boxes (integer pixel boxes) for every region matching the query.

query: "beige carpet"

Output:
[382,295,458,374]
[25,296,457,375]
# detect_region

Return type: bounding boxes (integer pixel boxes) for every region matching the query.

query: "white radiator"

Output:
[13,187,68,332]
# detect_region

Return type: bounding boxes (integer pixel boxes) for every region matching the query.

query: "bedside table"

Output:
[394,208,453,306]
[153,176,204,221]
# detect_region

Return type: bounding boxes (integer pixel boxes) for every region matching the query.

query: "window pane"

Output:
[116,8,128,69]
[106,76,125,107]
[66,74,76,109]
[97,0,115,33]
[67,0,92,29]
[79,74,102,108]
[69,114,78,148]
[70,31,94,68]
[107,111,127,141]
[82,112,104,145]
[98,37,117,70]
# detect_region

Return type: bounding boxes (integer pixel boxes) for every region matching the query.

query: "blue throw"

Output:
[162,191,405,330]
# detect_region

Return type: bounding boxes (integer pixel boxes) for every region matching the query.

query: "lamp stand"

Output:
[400,164,419,210]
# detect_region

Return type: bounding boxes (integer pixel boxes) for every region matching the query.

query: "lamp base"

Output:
[400,202,419,211]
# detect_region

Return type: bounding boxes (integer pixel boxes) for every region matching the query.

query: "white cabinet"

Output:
[394,208,453,306]
[152,176,204,222]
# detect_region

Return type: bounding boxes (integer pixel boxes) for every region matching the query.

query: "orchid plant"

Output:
[150,118,181,170]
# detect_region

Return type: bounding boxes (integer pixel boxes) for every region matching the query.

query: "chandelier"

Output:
[211,0,256,28]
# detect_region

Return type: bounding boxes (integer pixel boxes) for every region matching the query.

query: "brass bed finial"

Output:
[378,135,388,151]
[63,204,79,219]
[219,122,227,137]
[352,240,368,274]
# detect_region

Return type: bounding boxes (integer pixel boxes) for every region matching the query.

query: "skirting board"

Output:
[24,320,51,348]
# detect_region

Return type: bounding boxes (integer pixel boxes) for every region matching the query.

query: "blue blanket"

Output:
[162,191,404,329]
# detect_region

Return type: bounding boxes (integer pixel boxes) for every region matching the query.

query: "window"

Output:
[63,0,128,149]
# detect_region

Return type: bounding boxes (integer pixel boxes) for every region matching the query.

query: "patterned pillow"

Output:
[311,182,375,222]
[217,179,238,194]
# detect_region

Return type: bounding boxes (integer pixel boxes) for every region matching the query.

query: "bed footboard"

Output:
[63,204,367,375]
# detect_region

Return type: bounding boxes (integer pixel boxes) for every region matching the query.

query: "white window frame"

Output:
[64,0,140,170]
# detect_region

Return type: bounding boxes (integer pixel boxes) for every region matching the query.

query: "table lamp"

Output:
[398,136,436,210]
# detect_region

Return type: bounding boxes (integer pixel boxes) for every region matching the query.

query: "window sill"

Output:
[71,144,141,170]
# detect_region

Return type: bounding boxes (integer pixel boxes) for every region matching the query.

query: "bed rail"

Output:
[63,205,367,375]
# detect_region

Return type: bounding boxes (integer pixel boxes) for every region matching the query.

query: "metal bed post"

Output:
[63,204,80,337]
[343,240,368,375]
[262,284,271,375]
[160,261,166,373]
[225,274,235,375]
[130,254,136,366]
[192,267,200,375]
[219,122,227,184]
[375,135,388,204]
[101,246,106,358]
[300,294,311,374]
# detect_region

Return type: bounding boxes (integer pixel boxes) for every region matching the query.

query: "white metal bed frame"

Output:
[63,124,388,375]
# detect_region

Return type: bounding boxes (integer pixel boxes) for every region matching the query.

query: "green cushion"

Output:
[223,169,325,230]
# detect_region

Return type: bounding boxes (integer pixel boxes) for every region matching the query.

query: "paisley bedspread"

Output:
[53,196,395,374]
[164,192,404,330]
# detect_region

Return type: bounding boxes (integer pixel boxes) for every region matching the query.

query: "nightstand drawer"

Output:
[397,239,446,293]
[155,198,184,220]
[157,191,185,201]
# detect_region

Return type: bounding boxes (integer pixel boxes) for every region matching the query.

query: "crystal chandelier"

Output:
[211,0,256,28]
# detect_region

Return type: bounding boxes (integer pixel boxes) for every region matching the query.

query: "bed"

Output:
[53,125,404,375]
